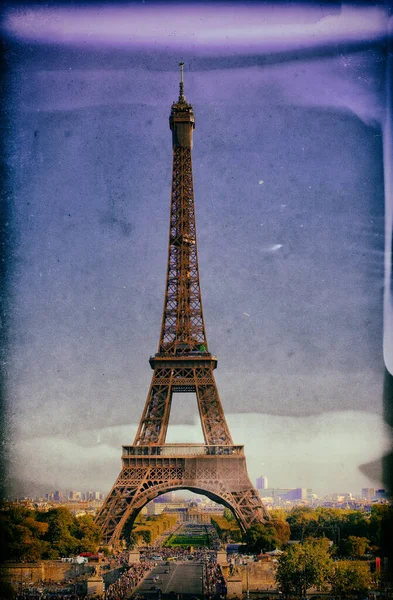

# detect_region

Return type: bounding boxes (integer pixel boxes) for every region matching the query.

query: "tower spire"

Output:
[179,61,185,101]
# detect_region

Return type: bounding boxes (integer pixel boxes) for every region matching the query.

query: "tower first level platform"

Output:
[96,444,268,546]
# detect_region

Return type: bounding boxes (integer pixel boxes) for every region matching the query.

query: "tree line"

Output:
[0,505,102,562]
[218,504,393,560]
[127,513,178,546]
[219,504,393,597]
[276,538,375,598]
[1,502,392,570]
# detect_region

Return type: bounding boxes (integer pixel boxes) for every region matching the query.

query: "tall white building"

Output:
[256,475,268,490]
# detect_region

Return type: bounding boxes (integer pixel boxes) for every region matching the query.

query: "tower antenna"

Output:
[179,61,185,101]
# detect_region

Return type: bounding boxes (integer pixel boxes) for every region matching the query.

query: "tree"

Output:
[287,507,318,528]
[342,536,369,558]
[42,508,80,557]
[75,514,101,553]
[212,516,241,543]
[270,508,287,522]
[245,519,290,553]
[223,508,235,522]
[287,507,318,540]
[369,504,393,559]
[132,526,152,544]
[341,510,369,539]
[276,539,333,598]
[0,506,49,562]
[330,561,372,598]
[127,533,139,549]
[1,505,103,561]
[304,536,332,553]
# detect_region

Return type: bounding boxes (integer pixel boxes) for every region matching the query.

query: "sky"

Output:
[1,1,393,499]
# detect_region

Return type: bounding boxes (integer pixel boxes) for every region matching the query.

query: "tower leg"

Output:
[133,370,173,445]
[195,377,233,445]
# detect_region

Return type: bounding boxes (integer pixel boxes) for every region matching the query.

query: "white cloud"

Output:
[10,411,390,496]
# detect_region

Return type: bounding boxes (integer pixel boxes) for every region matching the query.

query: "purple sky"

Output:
[1,2,392,497]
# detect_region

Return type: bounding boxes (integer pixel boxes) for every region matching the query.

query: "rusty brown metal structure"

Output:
[95,64,269,546]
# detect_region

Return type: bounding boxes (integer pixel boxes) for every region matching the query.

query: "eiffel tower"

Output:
[95,64,269,546]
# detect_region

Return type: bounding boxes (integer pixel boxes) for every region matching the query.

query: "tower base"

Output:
[96,444,268,546]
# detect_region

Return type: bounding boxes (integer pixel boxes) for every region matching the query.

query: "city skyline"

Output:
[2,2,392,501]
[9,484,391,504]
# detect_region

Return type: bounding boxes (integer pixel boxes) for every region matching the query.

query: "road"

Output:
[133,561,204,600]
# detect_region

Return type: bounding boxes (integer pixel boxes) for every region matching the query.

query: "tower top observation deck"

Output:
[170,62,195,148]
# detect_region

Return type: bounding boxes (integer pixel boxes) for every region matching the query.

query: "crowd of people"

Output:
[12,594,80,600]
[104,560,154,600]
[10,551,227,600]
[140,544,214,563]
[205,558,227,600]
[9,524,227,599]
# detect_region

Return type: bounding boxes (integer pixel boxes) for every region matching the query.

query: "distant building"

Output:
[361,488,375,500]
[260,487,313,505]
[163,505,210,524]
[88,491,101,501]
[183,507,210,524]
[256,476,268,490]
[332,492,353,502]
[69,491,81,500]
[146,501,186,516]
[154,493,174,503]
[375,489,389,500]
[286,488,308,501]
[54,491,63,502]
[199,505,224,515]
[260,488,292,505]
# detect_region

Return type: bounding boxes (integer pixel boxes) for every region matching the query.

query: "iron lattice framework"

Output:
[160,145,206,354]
[96,64,268,546]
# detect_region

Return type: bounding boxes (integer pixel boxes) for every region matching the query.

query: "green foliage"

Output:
[132,526,152,544]
[0,507,50,562]
[164,532,211,547]
[211,516,241,543]
[369,504,393,558]
[288,507,339,543]
[341,535,370,558]
[287,507,318,529]
[287,505,390,557]
[223,508,235,522]
[276,539,333,597]
[270,508,288,522]
[245,519,290,553]
[0,505,101,561]
[329,560,372,597]
[129,513,178,546]
[341,510,369,539]
[304,536,332,553]
[230,528,242,542]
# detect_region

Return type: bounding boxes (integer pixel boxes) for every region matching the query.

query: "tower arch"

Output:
[103,483,252,547]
